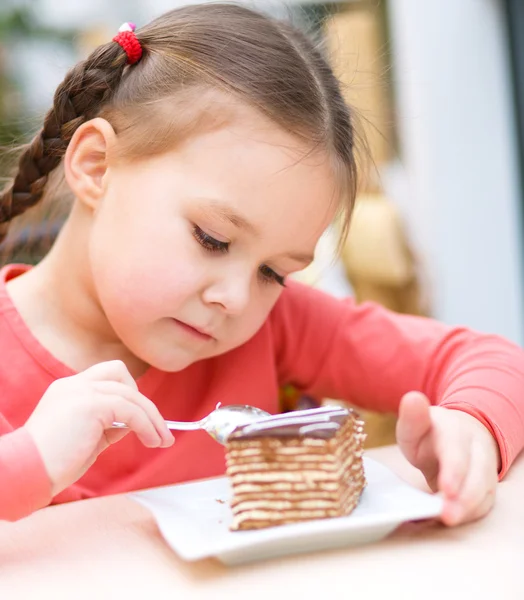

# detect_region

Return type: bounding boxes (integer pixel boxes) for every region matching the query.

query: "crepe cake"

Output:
[225,405,366,530]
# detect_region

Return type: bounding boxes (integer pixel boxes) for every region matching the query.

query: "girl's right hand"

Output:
[23,360,174,497]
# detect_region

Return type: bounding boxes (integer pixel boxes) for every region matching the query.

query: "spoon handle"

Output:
[163,419,203,431]
[111,419,203,431]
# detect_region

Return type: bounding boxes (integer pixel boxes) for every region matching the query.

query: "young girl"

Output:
[0,4,522,527]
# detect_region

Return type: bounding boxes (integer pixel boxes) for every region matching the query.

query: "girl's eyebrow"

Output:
[284,252,314,265]
[199,199,258,235]
[198,199,315,264]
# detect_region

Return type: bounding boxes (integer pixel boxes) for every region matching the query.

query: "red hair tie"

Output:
[113,22,142,65]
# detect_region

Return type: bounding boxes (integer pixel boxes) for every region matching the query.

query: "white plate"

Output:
[129,457,443,566]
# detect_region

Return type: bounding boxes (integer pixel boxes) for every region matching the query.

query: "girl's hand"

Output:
[23,360,174,496]
[396,391,500,526]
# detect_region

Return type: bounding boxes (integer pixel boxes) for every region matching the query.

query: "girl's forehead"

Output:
[164,114,337,199]
[174,123,337,233]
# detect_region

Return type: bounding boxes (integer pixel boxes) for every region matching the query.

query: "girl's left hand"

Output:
[396,391,500,526]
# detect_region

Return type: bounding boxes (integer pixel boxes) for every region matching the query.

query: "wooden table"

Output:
[0,445,522,600]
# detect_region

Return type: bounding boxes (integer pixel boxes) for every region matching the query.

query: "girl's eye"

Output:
[259,264,286,287]
[193,225,229,254]
[193,225,285,286]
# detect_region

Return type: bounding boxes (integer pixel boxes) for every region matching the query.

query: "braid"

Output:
[0,40,130,244]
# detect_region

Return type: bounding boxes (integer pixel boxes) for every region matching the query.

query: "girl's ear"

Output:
[63,117,117,210]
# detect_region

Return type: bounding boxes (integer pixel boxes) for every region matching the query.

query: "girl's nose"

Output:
[202,271,251,315]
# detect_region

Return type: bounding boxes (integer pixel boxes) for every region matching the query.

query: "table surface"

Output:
[1,445,522,600]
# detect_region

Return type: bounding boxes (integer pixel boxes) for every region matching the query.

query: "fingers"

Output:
[103,428,130,446]
[435,435,469,500]
[81,360,139,390]
[93,381,174,447]
[469,489,496,522]
[397,396,499,527]
[80,361,174,448]
[441,437,497,526]
[397,392,432,449]
[396,392,433,466]
[103,396,165,448]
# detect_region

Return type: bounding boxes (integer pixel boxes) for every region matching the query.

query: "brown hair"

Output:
[0,3,357,247]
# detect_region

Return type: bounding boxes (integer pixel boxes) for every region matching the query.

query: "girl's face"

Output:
[88,111,337,371]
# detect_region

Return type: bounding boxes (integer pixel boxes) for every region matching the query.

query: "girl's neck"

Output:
[6,204,150,378]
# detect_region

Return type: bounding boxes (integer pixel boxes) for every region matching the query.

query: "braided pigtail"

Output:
[0,34,136,244]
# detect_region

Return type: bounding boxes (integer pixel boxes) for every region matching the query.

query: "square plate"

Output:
[129,456,443,566]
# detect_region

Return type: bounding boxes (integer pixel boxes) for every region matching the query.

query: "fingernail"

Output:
[162,433,175,447]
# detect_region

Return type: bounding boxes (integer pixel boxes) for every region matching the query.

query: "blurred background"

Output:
[1,0,524,444]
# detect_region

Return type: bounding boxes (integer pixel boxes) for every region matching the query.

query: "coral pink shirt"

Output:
[1,264,523,521]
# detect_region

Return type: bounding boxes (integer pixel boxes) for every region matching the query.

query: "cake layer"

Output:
[230,483,363,512]
[230,494,363,530]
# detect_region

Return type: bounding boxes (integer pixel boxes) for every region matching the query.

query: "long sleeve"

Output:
[271,281,524,477]
[0,418,52,521]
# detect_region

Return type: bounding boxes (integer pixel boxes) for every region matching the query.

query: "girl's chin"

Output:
[139,345,206,373]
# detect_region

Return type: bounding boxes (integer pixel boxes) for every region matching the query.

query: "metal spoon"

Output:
[112,404,271,445]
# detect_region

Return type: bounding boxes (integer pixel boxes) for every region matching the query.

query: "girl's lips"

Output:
[172,319,214,341]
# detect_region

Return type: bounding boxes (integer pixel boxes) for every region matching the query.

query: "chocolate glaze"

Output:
[228,405,352,440]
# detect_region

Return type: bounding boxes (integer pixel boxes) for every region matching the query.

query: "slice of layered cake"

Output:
[225,406,366,530]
